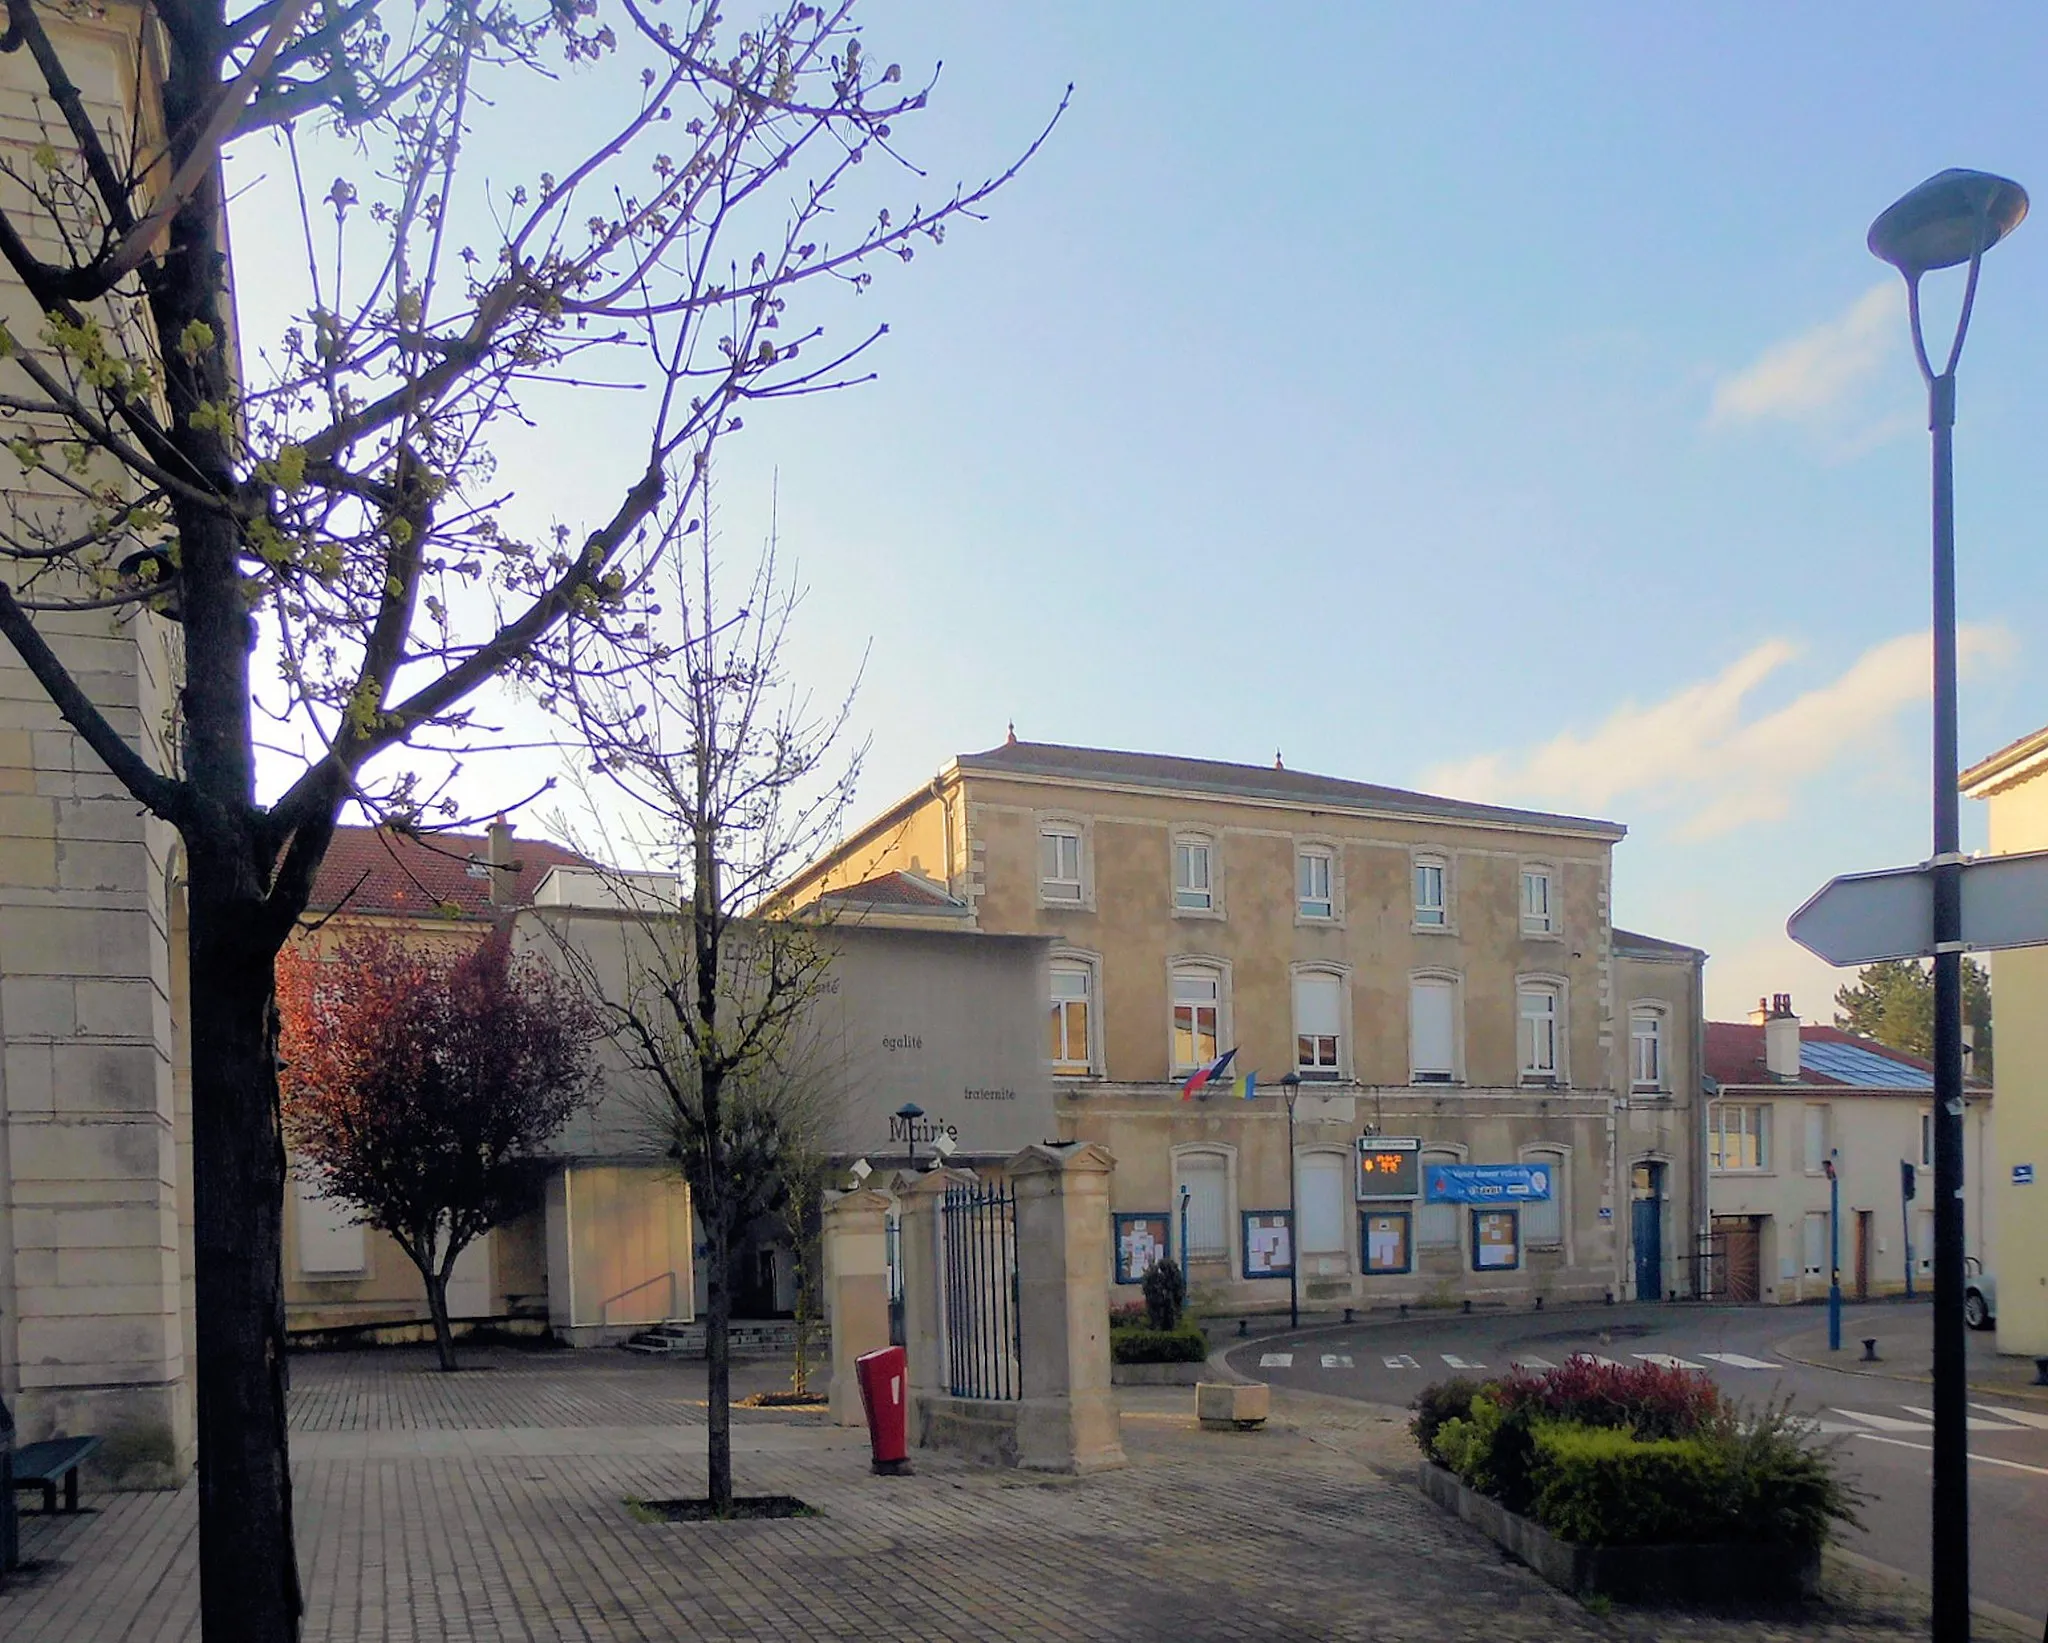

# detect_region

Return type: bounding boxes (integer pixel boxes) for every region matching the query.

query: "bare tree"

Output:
[0,0,1056,1631]
[538,517,857,1510]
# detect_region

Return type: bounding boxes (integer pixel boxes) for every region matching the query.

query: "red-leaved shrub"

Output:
[1491,1355,1724,1440]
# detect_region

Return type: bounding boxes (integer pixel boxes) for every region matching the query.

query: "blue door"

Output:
[1631,1162,1664,1300]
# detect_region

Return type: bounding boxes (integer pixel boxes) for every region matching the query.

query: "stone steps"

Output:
[621,1319,830,1358]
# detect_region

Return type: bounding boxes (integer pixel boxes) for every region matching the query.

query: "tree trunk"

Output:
[705,1191,733,1510]
[187,882,303,1642]
[423,1260,459,1373]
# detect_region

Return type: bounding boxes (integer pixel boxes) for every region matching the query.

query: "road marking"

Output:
[1852,1433,2048,1477]
[1571,1354,1625,1367]
[1634,1352,1705,1370]
[1441,1353,1486,1371]
[1700,1352,1778,1370]
[1384,1354,1420,1370]
[1973,1402,2048,1430]
[1321,1354,1354,1370]
[1830,1408,1929,1433]
[1901,1404,2029,1432]
[1511,1355,1557,1371]
[1259,1353,1292,1368]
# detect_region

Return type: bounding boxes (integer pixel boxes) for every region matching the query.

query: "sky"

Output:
[226,2,2048,1023]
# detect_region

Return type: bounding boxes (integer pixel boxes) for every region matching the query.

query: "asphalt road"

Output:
[1224,1299,2048,1624]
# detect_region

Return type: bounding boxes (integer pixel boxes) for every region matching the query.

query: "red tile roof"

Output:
[1705,1020,1982,1091]
[308,824,592,920]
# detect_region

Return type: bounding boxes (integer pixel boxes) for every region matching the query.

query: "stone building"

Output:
[781,738,1707,1314]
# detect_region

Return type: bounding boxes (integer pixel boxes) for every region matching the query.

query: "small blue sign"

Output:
[1424,1163,1553,1203]
[2016,1164,2037,1186]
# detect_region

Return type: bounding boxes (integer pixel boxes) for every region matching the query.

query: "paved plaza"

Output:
[0,1344,2030,1642]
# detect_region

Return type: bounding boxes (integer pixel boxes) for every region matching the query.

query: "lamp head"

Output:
[931,1133,957,1161]
[848,1157,872,1184]
[1869,168,2028,275]
[894,1101,924,1122]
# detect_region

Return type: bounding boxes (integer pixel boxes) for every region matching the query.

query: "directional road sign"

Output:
[1788,846,2048,966]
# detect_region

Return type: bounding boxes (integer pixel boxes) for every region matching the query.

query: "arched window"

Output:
[1296,1150,1349,1258]
[1170,961,1227,1073]
[1409,971,1459,1083]
[1292,967,1346,1078]
[1174,1149,1232,1263]
[1629,1005,1666,1092]
[1048,952,1100,1076]
[1172,830,1220,914]
[1520,1146,1568,1250]
[1417,1147,1464,1250]
[1517,977,1565,1082]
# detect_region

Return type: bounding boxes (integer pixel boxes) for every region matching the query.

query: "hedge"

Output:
[1110,1323,1208,1364]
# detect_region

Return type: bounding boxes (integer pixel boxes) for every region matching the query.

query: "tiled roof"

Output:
[818,870,967,912]
[1705,1020,1984,1092]
[308,824,592,920]
[1613,927,1705,960]
[955,741,1625,839]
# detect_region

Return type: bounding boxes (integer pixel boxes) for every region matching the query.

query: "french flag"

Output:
[1179,1047,1237,1101]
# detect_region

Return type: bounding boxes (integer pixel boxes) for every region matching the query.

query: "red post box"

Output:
[854,1345,912,1475]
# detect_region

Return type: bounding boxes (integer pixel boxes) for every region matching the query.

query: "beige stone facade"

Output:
[1963,725,2048,1355]
[783,740,1706,1314]
[0,7,194,1487]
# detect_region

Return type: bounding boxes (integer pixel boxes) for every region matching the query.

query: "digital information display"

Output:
[1356,1135,1421,1200]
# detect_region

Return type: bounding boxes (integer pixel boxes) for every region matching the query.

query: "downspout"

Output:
[1695,947,1713,1299]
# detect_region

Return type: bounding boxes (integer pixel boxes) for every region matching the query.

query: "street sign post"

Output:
[1787,846,2048,966]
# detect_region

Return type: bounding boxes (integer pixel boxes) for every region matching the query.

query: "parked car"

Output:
[1964,1256,1997,1330]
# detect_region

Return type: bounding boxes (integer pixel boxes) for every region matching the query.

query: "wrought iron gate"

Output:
[942,1181,1021,1400]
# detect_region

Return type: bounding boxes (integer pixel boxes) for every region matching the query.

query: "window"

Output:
[1414,857,1447,927]
[1708,1103,1770,1172]
[1173,836,1214,911]
[1914,1207,1933,1274]
[1048,961,1093,1075]
[295,1175,366,1276]
[1801,1211,1827,1278]
[1804,1104,1831,1174]
[1630,1008,1665,1091]
[1920,1111,1934,1168]
[1518,983,1560,1079]
[1297,847,1334,920]
[1293,970,1343,1077]
[1418,1150,1461,1249]
[1521,867,1555,935]
[1176,1153,1229,1261]
[1297,1153,1348,1256]
[1521,1149,1565,1249]
[1410,976,1457,1083]
[1040,825,1083,903]
[1171,964,1222,1072]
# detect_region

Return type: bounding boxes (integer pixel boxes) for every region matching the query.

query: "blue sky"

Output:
[231,3,2048,1020]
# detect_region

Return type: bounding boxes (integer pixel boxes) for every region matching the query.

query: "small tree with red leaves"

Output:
[278,928,600,1370]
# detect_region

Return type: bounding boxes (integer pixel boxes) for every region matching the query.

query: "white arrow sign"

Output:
[1788,847,2048,966]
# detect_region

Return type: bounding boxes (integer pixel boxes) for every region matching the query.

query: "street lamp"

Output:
[1280,1072,1302,1330]
[1824,1153,1841,1353]
[894,1102,924,1173]
[1868,165,2027,1643]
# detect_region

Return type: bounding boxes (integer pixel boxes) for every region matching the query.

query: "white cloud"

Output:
[1710,283,1901,428]
[1425,626,2017,839]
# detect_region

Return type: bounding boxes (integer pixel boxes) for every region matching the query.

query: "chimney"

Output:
[1748,996,1770,1027]
[1763,992,1800,1079]
[487,815,515,906]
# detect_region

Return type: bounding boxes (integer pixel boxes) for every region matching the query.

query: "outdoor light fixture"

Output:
[848,1157,872,1185]
[1279,1072,1303,1331]
[1867,164,2027,1643]
[894,1102,924,1172]
[931,1133,957,1162]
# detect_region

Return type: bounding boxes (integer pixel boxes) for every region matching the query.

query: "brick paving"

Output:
[0,1345,2030,1642]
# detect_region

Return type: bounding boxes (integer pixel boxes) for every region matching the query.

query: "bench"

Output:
[11,1436,101,1514]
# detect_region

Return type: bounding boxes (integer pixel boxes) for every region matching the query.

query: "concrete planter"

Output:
[1112,1361,1206,1386]
[1417,1463,1821,1603]
[1196,1381,1269,1429]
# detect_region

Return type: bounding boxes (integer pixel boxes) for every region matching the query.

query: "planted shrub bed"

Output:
[1413,1357,1855,1602]
[1110,1323,1208,1364]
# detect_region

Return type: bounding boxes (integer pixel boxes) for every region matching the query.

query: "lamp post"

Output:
[894,1101,924,1173]
[1868,166,2028,1643]
[1280,1072,1302,1330]
[1824,1153,1841,1352]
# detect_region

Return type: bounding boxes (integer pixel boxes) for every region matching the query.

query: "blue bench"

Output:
[12,1436,101,1513]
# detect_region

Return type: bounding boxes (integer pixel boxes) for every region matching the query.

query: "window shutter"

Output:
[1298,1154,1346,1254]
[1418,1152,1459,1247]
[1294,972,1341,1038]
[1178,1155,1228,1260]
[1522,1156,1562,1247]
[1410,980,1455,1076]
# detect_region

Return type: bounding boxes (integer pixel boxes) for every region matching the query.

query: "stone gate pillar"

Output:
[820,1188,891,1428]
[1010,1141,1125,1474]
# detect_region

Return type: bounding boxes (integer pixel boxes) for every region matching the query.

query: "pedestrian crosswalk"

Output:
[1259,1344,1790,1375]
[1821,1402,2047,1445]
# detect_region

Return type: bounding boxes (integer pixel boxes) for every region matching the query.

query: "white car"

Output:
[1965,1256,1997,1331]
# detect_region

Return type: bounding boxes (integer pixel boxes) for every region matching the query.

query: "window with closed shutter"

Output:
[1411,978,1455,1081]
[295,1175,366,1275]
[1418,1151,1460,1248]
[1177,1154,1228,1260]
[1297,1153,1347,1255]
[1294,971,1343,1075]
[1522,1151,1564,1248]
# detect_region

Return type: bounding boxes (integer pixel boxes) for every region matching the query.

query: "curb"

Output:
[1773,1334,2048,1406]
[1825,1544,2042,1640]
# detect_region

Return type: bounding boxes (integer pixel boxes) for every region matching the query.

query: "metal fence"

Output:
[942,1181,1021,1400]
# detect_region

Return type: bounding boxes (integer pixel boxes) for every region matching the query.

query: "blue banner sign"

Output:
[1423,1163,1553,1203]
